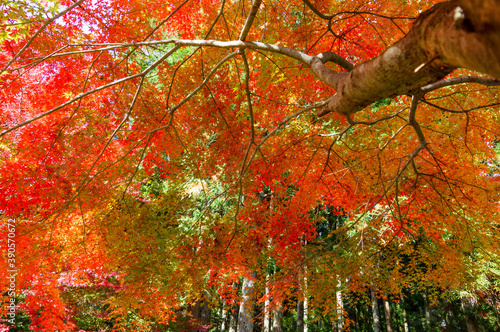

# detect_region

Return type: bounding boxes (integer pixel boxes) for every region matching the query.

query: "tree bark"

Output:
[189,299,210,332]
[400,294,409,332]
[228,306,239,332]
[336,279,344,332]
[382,296,393,332]
[263,275,271,332]
[221,308,227,331]
[371,288,381,332]
[465,318,480,332]
[461,297,481,332]
[297,298,305,332]
[238,275,256,332]
[316,0,500,116]
[272,302,284,332]
[200,301,210,326]
[297,268,308,332]
[303,296,309,332]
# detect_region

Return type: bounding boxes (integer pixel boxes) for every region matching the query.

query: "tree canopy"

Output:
[1,0,500,330]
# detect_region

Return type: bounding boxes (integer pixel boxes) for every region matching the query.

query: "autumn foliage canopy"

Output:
[0,0,500,330]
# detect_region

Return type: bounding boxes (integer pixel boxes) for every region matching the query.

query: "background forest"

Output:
[1,0,500,331]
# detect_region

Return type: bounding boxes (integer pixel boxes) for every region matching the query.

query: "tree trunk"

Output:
[400,294,409,332]
[382,296,393,332]
[461,297,480,332]
[371,288,381,332]
[263,273,271,332]
[336,286,344,331]
[315,0,500,117]
[272,302,284,332]
[189,299,210,332]
[465,318,480,332]
[200,301,210,326]
[297,298,305,332]
[229,306,239,332]
[238,275,256,332]
[354,306,359,332]
[444,306,453,332]
[304,295,309,332]
[303,264,309,332]
[221,309,227,331]
[423,292,432,330]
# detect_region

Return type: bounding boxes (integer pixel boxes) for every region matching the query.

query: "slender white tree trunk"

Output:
[221,308,227,331]
[400,294,409,332]
[303,246,309,332]
[304,294,309,332]
[262,275,271,332]
[238,274,256,332]
[371,288,381,332]
[336,278,344,332]
[263,235,273,332]
[383,296,393,332]
[263,273,270,332]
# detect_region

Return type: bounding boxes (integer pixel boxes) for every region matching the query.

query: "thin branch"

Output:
[0,46,180,138]
[332,11,416,21]
[35,50,104,173]
[243,99,331,184]
[168,51,239,115]
[142,0,191,41]
[0,20,44,27]
[347,143,426,231]
[346,107,407,126]
[423,101,500,114]
[1,0,86,74]
[225,50,257,248]
[173,39,349,85]
[239,0,263,41]
[302,0,415,22]
[45,73,146,256]
[120,133,156,200]
[302,0,330,20]
[225,99,330,249]
[408,94,427,145]
[4,38,348,98]
[174,39,315,64]
[241,51,256,141]
[421,76,500,93]
[298,137,323,184]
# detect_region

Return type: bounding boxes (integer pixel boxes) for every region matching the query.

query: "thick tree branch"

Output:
[317,0,500,116]
[175,39,314,63]
[175,40,348,88]
[317,52,354,71]
[239,0,263,41]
